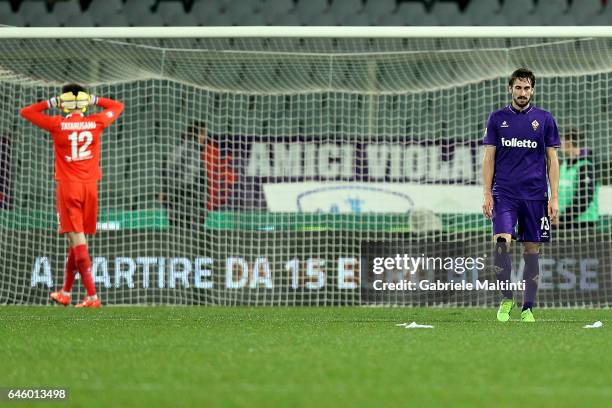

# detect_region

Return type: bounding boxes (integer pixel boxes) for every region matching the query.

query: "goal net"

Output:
[1,28,611,306]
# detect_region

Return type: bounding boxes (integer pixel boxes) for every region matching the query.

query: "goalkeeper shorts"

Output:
[56,181,98,234]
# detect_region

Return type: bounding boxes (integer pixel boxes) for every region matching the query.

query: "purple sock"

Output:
[522,253,539,311]
[494,239,513,299]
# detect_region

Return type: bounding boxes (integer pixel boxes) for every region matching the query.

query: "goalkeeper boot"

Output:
[496,298,515,322]
[521,308,536,323]
[50,291,71,306]
[75,296,101,308]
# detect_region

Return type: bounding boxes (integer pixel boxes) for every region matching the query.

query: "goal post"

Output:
[0,27,611,306]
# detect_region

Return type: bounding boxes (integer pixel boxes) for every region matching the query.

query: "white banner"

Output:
[263,182,483,213]
[264,182,612,214]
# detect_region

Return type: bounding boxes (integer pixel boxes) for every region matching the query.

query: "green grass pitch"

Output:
[2,307,611,407]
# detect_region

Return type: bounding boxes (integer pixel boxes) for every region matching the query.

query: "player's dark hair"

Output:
[61,83,86,96]
[182,120,207,142]
[187,120,206,136]
[562,128,582,144]
[509,68,536,87]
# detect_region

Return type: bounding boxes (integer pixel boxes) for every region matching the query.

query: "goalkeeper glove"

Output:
[58,91,93,113]
[47,96,59,109]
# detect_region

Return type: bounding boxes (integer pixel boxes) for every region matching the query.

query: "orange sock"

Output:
[62,247,76,293]
[73,244,96,297]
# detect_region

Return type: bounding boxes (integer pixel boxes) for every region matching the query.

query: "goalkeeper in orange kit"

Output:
[21,84,124,307]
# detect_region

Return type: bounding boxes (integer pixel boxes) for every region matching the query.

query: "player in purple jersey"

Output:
[482,68,560,323]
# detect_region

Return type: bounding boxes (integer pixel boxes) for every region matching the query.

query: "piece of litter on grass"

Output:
[396,322,434,329]
[407,322,434,329]
[584,321,603,329]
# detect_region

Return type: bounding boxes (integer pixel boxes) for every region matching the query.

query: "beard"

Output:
[513,95,531,108]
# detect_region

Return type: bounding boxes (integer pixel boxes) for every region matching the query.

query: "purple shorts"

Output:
[492,195,550,242]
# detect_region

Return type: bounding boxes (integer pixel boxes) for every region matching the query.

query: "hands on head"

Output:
[48,83,98,113]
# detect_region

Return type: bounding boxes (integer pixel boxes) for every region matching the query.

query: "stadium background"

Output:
[0,0,610,27]
[3,4,612,408]
[1,1,612,306]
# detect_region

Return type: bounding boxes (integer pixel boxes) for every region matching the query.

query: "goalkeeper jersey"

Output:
[21,98,124,182]
[482,104,560,200]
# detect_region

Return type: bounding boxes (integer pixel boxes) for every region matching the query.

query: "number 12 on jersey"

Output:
[67,131,93,162]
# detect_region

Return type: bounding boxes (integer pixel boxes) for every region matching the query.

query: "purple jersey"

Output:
[483,104,560,200]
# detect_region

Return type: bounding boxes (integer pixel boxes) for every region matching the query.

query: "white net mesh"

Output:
[1,33,611,306]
